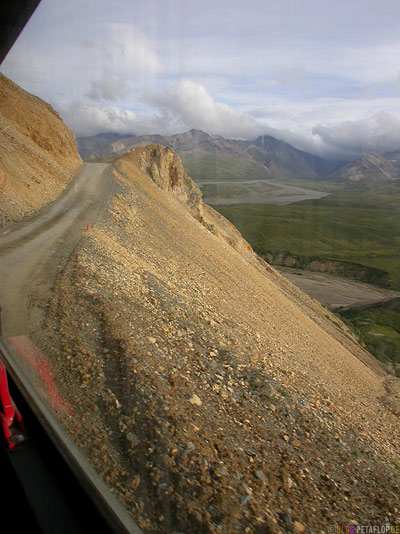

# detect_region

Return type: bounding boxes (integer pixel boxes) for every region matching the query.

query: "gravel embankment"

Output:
[36,152,400,533]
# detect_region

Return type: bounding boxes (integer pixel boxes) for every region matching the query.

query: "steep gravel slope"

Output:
[36,146,400,533]
[0,74,81,224]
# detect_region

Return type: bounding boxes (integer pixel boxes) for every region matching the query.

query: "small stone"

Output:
[255,469,266,483]
[244,484,253,495]
[157,482,168,496]
[148,337,157,344]
[189,394,202,406]
[186,442,195,451]
[257,382,276,398]
[130,474,140,490]
[286,475,293,489]
[240,495,253,506]
[126,432,139,446]
[279,511,292,525]
[293,521,305,533]
[283,435,290,442]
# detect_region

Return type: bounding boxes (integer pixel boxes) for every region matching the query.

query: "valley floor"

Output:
[199,179,329,206]
[277,267,400,310]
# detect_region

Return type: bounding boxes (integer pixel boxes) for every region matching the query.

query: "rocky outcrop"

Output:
[0,74,81,224]
[114,144,254,259]
[130,144,203,221]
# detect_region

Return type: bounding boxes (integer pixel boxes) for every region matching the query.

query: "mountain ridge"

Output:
[77,129,343,182]
[329,152,399,182]
[79,129,400,185]
[250,134,338,178]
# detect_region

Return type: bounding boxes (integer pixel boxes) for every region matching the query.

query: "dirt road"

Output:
[0,163,111,337]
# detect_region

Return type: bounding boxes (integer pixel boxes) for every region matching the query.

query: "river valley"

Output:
[199,178,330,205]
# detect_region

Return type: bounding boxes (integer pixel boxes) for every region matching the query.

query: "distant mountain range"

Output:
[77,129,400,184]
[329,153,399,182]
[77,129,342,182]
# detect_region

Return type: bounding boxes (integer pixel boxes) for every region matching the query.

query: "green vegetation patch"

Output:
[371,324,400,339]
[216,181,400,289]
[338,303,400,372]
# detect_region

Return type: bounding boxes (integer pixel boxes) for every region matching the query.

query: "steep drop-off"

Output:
[37,145,400,532]
[0,74,81,223]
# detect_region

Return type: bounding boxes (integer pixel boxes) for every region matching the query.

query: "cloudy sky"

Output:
[2,0,400,159]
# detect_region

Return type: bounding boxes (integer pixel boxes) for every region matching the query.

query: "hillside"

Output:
[329,153,399,182]
[384,149,400,174]
[0,73,81,224]
[36,144,400,532]
[77,129,341,182]
[249,135,338,179]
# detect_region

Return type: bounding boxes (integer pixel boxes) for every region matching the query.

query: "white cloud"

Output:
[62,103,138,136]
[87,74,129,102]
[60,79,266,139]
[61,98,198,138]
[2,18,161,106]
[144,78,264,139]
[313,112,400,158]
[103,23,161,82]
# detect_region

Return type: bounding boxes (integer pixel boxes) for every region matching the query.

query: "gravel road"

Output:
[0,163,111,337]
